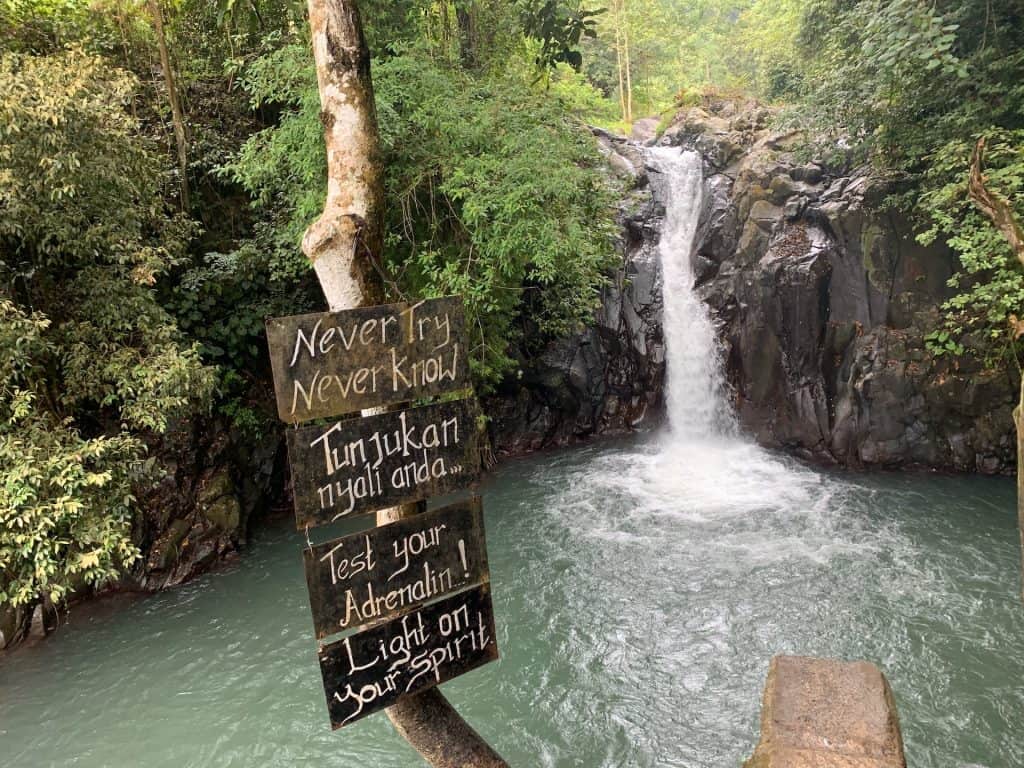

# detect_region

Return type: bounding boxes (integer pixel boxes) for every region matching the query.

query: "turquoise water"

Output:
[1,435,1022,767]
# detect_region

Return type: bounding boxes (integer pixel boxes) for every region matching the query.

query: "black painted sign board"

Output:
[318,583,499,729]
[266,297,471,423]
[287,399,481,530]
[304,497,489,639]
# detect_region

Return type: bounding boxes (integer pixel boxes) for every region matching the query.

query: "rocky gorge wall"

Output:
[485,129,669,454]
[6,102,1017,651]
[0,413,284,650]
[491,102,1019,475]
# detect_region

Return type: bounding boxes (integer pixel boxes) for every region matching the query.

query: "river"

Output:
[2,148,1022,767]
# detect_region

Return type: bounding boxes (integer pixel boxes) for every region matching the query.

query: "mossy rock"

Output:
[148,518,192,571]
[198,469,241,533]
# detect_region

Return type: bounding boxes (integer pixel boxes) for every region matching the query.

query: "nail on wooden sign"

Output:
[304,497,489,640]
[266,297,471,423]
[318,583,498,729]
[287,399,481,530]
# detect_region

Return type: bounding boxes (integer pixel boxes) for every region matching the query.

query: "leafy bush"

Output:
[794,0,1024,363]
[918,130,1024,353]
[225,43,618,387]
[0,49,214,607]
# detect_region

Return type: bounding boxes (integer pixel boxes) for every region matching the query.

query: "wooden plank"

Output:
[318,583,499,729]
[304,498,489,640]
[266,297,471,423]
[287,399,481,530]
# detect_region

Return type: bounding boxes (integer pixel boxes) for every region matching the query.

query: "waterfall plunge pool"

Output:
[4,146,1021,768]
[1,435,1022,767]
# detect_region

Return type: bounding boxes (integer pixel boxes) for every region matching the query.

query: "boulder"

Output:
[744,656,907,768]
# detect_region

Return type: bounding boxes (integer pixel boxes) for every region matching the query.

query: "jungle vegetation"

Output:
[1,0,1021,612]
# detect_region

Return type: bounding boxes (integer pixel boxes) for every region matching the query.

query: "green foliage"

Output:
[918,130,1024,352]
[226,44,618,387]
[579,0,810,120]
[0,48,213,606]
[522,1,603,73]
[793,0,1024,363]
[221,42,324,283]
[0,301,142,608]
[794,0,970,168]
[923,329,965,358]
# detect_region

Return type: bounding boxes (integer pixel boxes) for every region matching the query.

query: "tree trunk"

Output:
[302,1,509,764]
[1016,386,1024,604]
[147,0,190,211]
[613,1,626,124]
[456,1,477,69]
[968,137,1024,603]
[614,0,630,123]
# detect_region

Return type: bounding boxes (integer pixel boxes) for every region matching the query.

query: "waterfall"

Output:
[646,147,735,439]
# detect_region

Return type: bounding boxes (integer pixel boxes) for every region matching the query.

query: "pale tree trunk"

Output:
[621,0,633,124]
[613,1,626,124]
[302,1,508,764]
[968,137,1024,603]
[147,0,190,211]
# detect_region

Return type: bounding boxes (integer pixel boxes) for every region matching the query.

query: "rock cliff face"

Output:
[667,102,1017,472]
[486,130,668,453]
[493,103,1018,474]
[0,412,284,650]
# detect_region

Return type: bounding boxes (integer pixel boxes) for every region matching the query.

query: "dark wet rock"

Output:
[676,102,1018,473]
[134,413,285,591]
[495,102,1017,473]
[488,172,666,454]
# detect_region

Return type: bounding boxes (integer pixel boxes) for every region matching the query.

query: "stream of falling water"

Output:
[650,146,735,439]
[1,147,1022,768]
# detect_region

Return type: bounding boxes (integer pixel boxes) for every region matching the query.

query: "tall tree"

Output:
[301,1,507,765]
[968,137,1024,603]
[147,0,190,210]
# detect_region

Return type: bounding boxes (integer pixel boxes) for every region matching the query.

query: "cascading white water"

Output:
[624,144,825,517]
[646,146,735,439]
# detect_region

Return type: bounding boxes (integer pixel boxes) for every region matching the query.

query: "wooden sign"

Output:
[287,399,481,529]
[304,498,489,639]
[266,297,471,423]
[318,583,498,729]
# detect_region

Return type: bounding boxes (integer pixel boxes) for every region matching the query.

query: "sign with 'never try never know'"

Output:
[266,297,470,423]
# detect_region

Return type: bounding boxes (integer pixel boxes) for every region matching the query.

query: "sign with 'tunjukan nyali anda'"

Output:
[286,399,481,530]
[265,296,499,732]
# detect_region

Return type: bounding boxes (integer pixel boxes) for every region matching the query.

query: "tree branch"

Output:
[968,137,1024,266]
